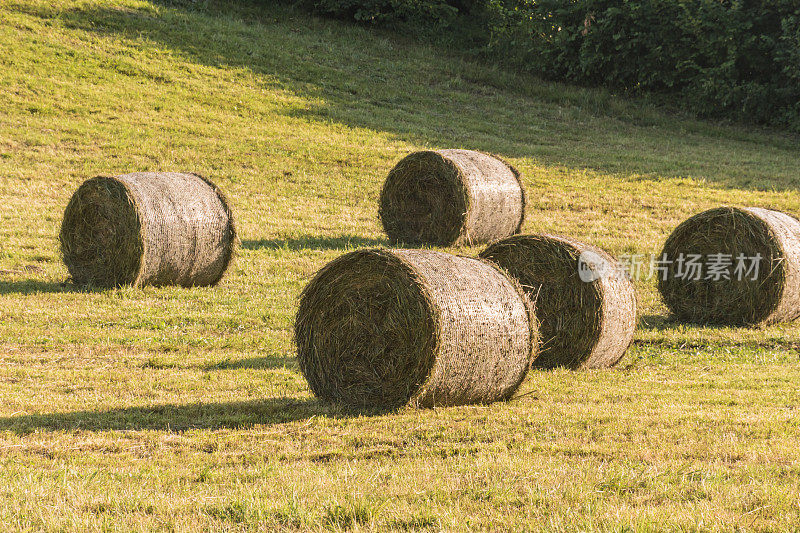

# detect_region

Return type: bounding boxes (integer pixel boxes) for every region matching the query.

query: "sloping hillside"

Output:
[0,0,799,530]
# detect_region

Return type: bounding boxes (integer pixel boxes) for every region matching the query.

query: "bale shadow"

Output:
[0,279,97,295]
[637,313,800,333]
[0,397,383,434]
[241,235,386,251]
[637,314,675,331]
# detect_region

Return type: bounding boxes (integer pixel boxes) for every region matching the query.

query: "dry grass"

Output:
[60,172,237,288]
[379,150,524,246]
[481,234,636,369]
[60,176,144,287]
[659,207,800,326]
[295,249,534,409]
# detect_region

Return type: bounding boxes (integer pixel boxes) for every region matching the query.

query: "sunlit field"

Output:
[1,1,799,530]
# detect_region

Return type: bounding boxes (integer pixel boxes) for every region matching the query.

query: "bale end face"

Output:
[295,250,438,409]
[60,176,144,287]
[379,151,468,247]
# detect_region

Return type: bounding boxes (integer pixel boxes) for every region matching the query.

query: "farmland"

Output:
[1,0,800,530]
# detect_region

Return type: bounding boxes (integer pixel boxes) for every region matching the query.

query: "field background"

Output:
[1,0,800,530]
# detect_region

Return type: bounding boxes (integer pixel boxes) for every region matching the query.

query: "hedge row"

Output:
[298,0,800,132]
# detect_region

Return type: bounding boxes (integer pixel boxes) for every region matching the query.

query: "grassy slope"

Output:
[1,0,800,530]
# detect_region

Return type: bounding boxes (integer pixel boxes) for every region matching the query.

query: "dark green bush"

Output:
[296,0,460,24]
[300,0,800,131]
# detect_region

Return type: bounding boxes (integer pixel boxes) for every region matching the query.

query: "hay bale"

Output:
[480,234,636,369]
[658,207,800,326]
[60,172,237,288]
[379,149,526,247]
[295,249,537,409]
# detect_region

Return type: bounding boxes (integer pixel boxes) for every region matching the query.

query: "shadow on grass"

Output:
[637,314,675,331]
[636,313,800,331]
[242,235,386,251]
[0,397,386,434]
[199,355,297,371]
[13,0,799,190]
[0,280,97,295]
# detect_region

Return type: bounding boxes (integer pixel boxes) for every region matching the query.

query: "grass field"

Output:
[1,0,800,530]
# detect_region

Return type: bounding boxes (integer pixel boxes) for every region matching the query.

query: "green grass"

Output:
[1,0,800,530]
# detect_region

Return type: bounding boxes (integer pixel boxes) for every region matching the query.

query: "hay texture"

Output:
[295,249,537,409]
[379,149,525,247]
[480,234,636,369]
[658,207,800,326]
[60,172,237,288]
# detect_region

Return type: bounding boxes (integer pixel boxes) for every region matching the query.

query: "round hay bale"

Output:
[480,234,636,369]
[658,207,800,326]
[60,172,237,288]
[295,249,537,409]
[379,149,526,247]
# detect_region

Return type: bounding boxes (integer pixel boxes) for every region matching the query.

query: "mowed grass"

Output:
[1,0,800,530]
